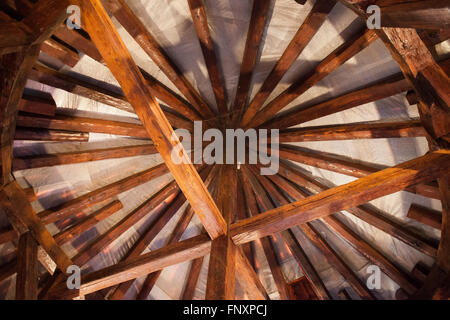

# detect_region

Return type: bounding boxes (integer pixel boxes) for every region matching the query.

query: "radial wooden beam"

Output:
[76,0,226,239]
[38,163,170,224]
[377,0,450,30]
[232,0,271,120]
[247,28,378,128]
[0,181,73,273]
[181,257,204,300]
[276,161,438,257]
[28,64,196,128]
[407,204,442,230]
[241,167,292,300]
[101,0,212,120]
[206,165,237,299]
[240,0,336,127]
[15,127,89,142]
[48,234,212,299]
[13,144,158,171]
[281,229,331,300]
[247,166,375,300]
[277,144,441,200]
[278,120,426,142]
[231,150,450,245]
[54,200,124,246]
[17,113,149,139]
[15,232,38,300]
[40,38,80,67]
[187,0,227,115]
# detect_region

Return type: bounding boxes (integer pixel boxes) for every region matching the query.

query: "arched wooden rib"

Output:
[230,150,450,245]
[277,144,441,199]
[275,161,438,257]
[247,28,378,129]
[187,0,227,115]
[101,0,213,120]
[240,0,336,127]
[232,0,271,121]
[13,144,158,171]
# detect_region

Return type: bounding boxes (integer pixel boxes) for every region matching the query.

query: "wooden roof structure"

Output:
[0,0,449,300]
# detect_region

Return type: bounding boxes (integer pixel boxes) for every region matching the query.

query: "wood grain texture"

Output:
[13,144,158,170]
[15,127,89,142]
[187,0,227,115]
[231,150,450,244]
[102,0,211,120]
[16,232,38,300]
[248,29,378,128]
[241,0,336,127]
[78,0,226,239]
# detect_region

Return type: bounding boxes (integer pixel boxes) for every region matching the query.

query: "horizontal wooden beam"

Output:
[17,113,148,138]
[15,127,89,142]
[13,144,158,170]
[48,234,212,299]
[278,120,425,142]
[407,204,442,230]
[231,150,450,245]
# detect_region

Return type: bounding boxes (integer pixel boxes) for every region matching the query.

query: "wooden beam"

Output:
[15,127,89,142]
[38,163,169,224]
[17,113,149,139]
[231,150,450,245]
[276,161,438,257]
[13,144,158,171]
[48,234,212,299]
[248,28,378,128]
[0,181,73,273]
[111,166,216,300]
[40,38,80,67]
[247,167,374,299]
[77,0,226,239]
[181,257,204,300]
[407,204,442,230]
[206,165,236,299]
[278,120,425,142]
[19,93,57,117]
[277,144,441,199]
[187,0,227,115]
[54,200,123,245]
[101,0,212,120]
[281,229,331,300]
[15,232,38,300]
[240,0,336,127]
[379,28,450,147]
[267,73,411,129]
[378,0,450,30]
[241,167,292,300]
[232,0,271,120]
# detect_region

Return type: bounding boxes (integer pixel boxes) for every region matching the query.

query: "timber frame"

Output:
[0,0,449,300]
